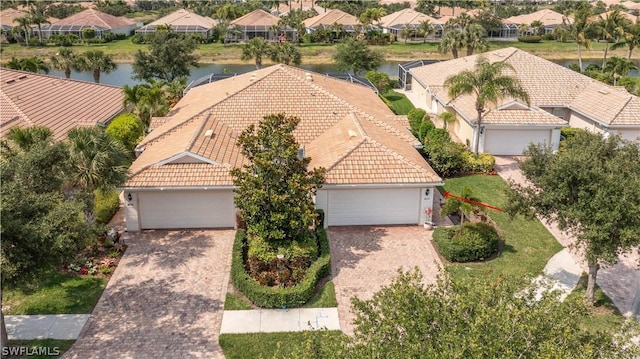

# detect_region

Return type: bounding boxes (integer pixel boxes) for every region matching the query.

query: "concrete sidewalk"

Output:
[5,314,89,340]
[220,308,340,334]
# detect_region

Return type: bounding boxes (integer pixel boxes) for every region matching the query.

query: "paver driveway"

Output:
[63,230,234,359]
[329,226,442,334]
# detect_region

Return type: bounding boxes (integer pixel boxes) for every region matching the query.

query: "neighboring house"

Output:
[229,9,285,42]
[136,9,218,37]
[504,9,571,36]
[303,9,362,34]
[406,48,640,155]
[621,1,640,15]
[271,0,325,16]
[34,9,136,39]
[0,8,58,42]
[378,8,444,39]
[0,68,125,141]
[591,10,639,24]
[121,65,442,231]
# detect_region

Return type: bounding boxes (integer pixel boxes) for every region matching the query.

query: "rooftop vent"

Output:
[204,129,214,137]
[347,129,357,138]
[250,74,256,82]
[305,72,312,81]
[598,89,609,95]
[297,146,305,160]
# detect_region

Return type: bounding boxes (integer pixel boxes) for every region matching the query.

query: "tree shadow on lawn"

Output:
[64,276,224,358]
[327,226,388,273]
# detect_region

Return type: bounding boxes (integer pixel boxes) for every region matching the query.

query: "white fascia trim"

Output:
[482,123,568,129]
[118,186,236,191]
[155,151,223,167]
[496,101,531,111]
[320,182,444,190]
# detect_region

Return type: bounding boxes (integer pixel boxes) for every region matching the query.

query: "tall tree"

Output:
[506,132,640,304]
[132,29,199,82]
[65,126,129,221]
[269,42,302,66]
[284,269,640,358]
[603,56,638,85]
[332,37,383,75]
[438,29,464,58]
[569,7,595,71]
[49,48,78,78]
[76,50,117,83]
[463,23,489,56]
[241,37,271,69]
[610,17,640,60]
[5,56,50,74]
[418,19,433,43]
[231,114,325,243]
[597,10,628,68]
[14,16,32,46]
[27,1,50,44]
[444,56,530,155]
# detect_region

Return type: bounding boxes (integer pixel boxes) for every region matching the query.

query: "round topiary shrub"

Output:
[434,222,500,262]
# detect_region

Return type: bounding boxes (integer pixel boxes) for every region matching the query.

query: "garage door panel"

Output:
[139,191,234,229]
[484,129,551,156]
[327,188,420,226]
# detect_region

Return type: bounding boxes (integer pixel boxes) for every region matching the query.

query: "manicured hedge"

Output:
[231,228,331,308]
[434,222,500,262]
[462,152,496,173]
[94,190,120,225]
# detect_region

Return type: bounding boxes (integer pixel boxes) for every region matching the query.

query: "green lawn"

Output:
[380,89,415,115]
[6,339,75,359]
[2,271,106,315]
[442,175,562,282]
[566,274,625,333]
[224,293,253,310]
[304,281,337,308]
[219,331,344,359]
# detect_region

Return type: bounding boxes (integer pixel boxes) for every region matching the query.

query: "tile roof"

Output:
[271,0,326,15]
[126,65,440,188]
[51,9,135,29]
[231,9,280,27]
[591,10,639,24]
[0,68,124,141]
[0,8,28,28]
[303,9,361,29]
[379,8,441,28]
[621,1,640,11]
[504,9,569,26]
[410,48,639,127]
[141,9,217,29]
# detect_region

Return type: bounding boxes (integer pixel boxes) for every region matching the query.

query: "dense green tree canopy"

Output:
[231,114,325,243]
[506,131,640,304]
[284,269,640,358]
[132,29,199,82]
[105,113,144,153]
[332,37,383,75]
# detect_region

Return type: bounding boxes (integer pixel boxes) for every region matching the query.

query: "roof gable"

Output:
[52,9,135,29]
[231,9,280,27]
[303,9,360,28]
[504,9,569,26]
[379,8,440,28]
[143,9,217,28]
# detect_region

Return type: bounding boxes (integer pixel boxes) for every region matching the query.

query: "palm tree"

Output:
[444,56,530,155]
[598,10,628,68]
[165,77,187,106]
[440,186,483,225]
[269,42,302,65]
[241,37,270,69]
[50,48,78,79]
[604,56,638,85]
[28,2,50,44]
[530,20,544,36]
[15,16,31,46]
[439,111,457,130]
[76,50,117,83]
[418,20,433,43]
[463,24,489,56]
[400,24,415,43]
[66,126,129,221]
[517,23,529,37]
[1,126,54,156]
[610,17,639,60]
[570,7,595,71]
[438,29,464,58]
[6,56,50,74]
[137,80,170,127]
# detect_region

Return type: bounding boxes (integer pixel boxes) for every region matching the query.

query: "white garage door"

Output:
[484,129,551,155]
[139,190,235,229]
[327,188,420,226]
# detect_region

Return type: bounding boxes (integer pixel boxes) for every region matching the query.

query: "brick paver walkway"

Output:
[63,229,235,359]
[495,155,640,317]
[328,226,442,335]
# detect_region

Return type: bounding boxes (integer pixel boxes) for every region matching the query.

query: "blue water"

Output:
[49,59,639,88]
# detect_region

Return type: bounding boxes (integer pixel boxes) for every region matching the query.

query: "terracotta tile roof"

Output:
[591,10,639,24]
[231,9,280,27]
[0,68,124,141]
[570,83,640,126]
[141,9,217,29]
[126,163,234,187]
[0,8,27,28]
[125,65,440,188]
[504,9,569,26]
[51,9,135,29]
[303,9,361,29]
[379,0,418,8]
[622,1,640,11]
[482,108,567,126]
[271,0,326,15]
[379,8,441,28]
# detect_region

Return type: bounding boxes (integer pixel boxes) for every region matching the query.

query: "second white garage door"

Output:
[327,188,420,226]
[483,129,551,155]
[138,190,235,229]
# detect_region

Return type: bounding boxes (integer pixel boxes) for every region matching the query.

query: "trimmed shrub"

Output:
[462,152,495,173]
[315,209,325,228]
[94,190,120,224]
[231,229,331,308]
[365,70,392,93]
[408,108,427,134]
[434,222,500,262]
[418,118,436,143]
[423,128,465,177]
[517,36,542,43]
[106,113,144,153]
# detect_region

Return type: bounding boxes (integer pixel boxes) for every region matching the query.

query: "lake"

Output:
[49,59,639,88]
